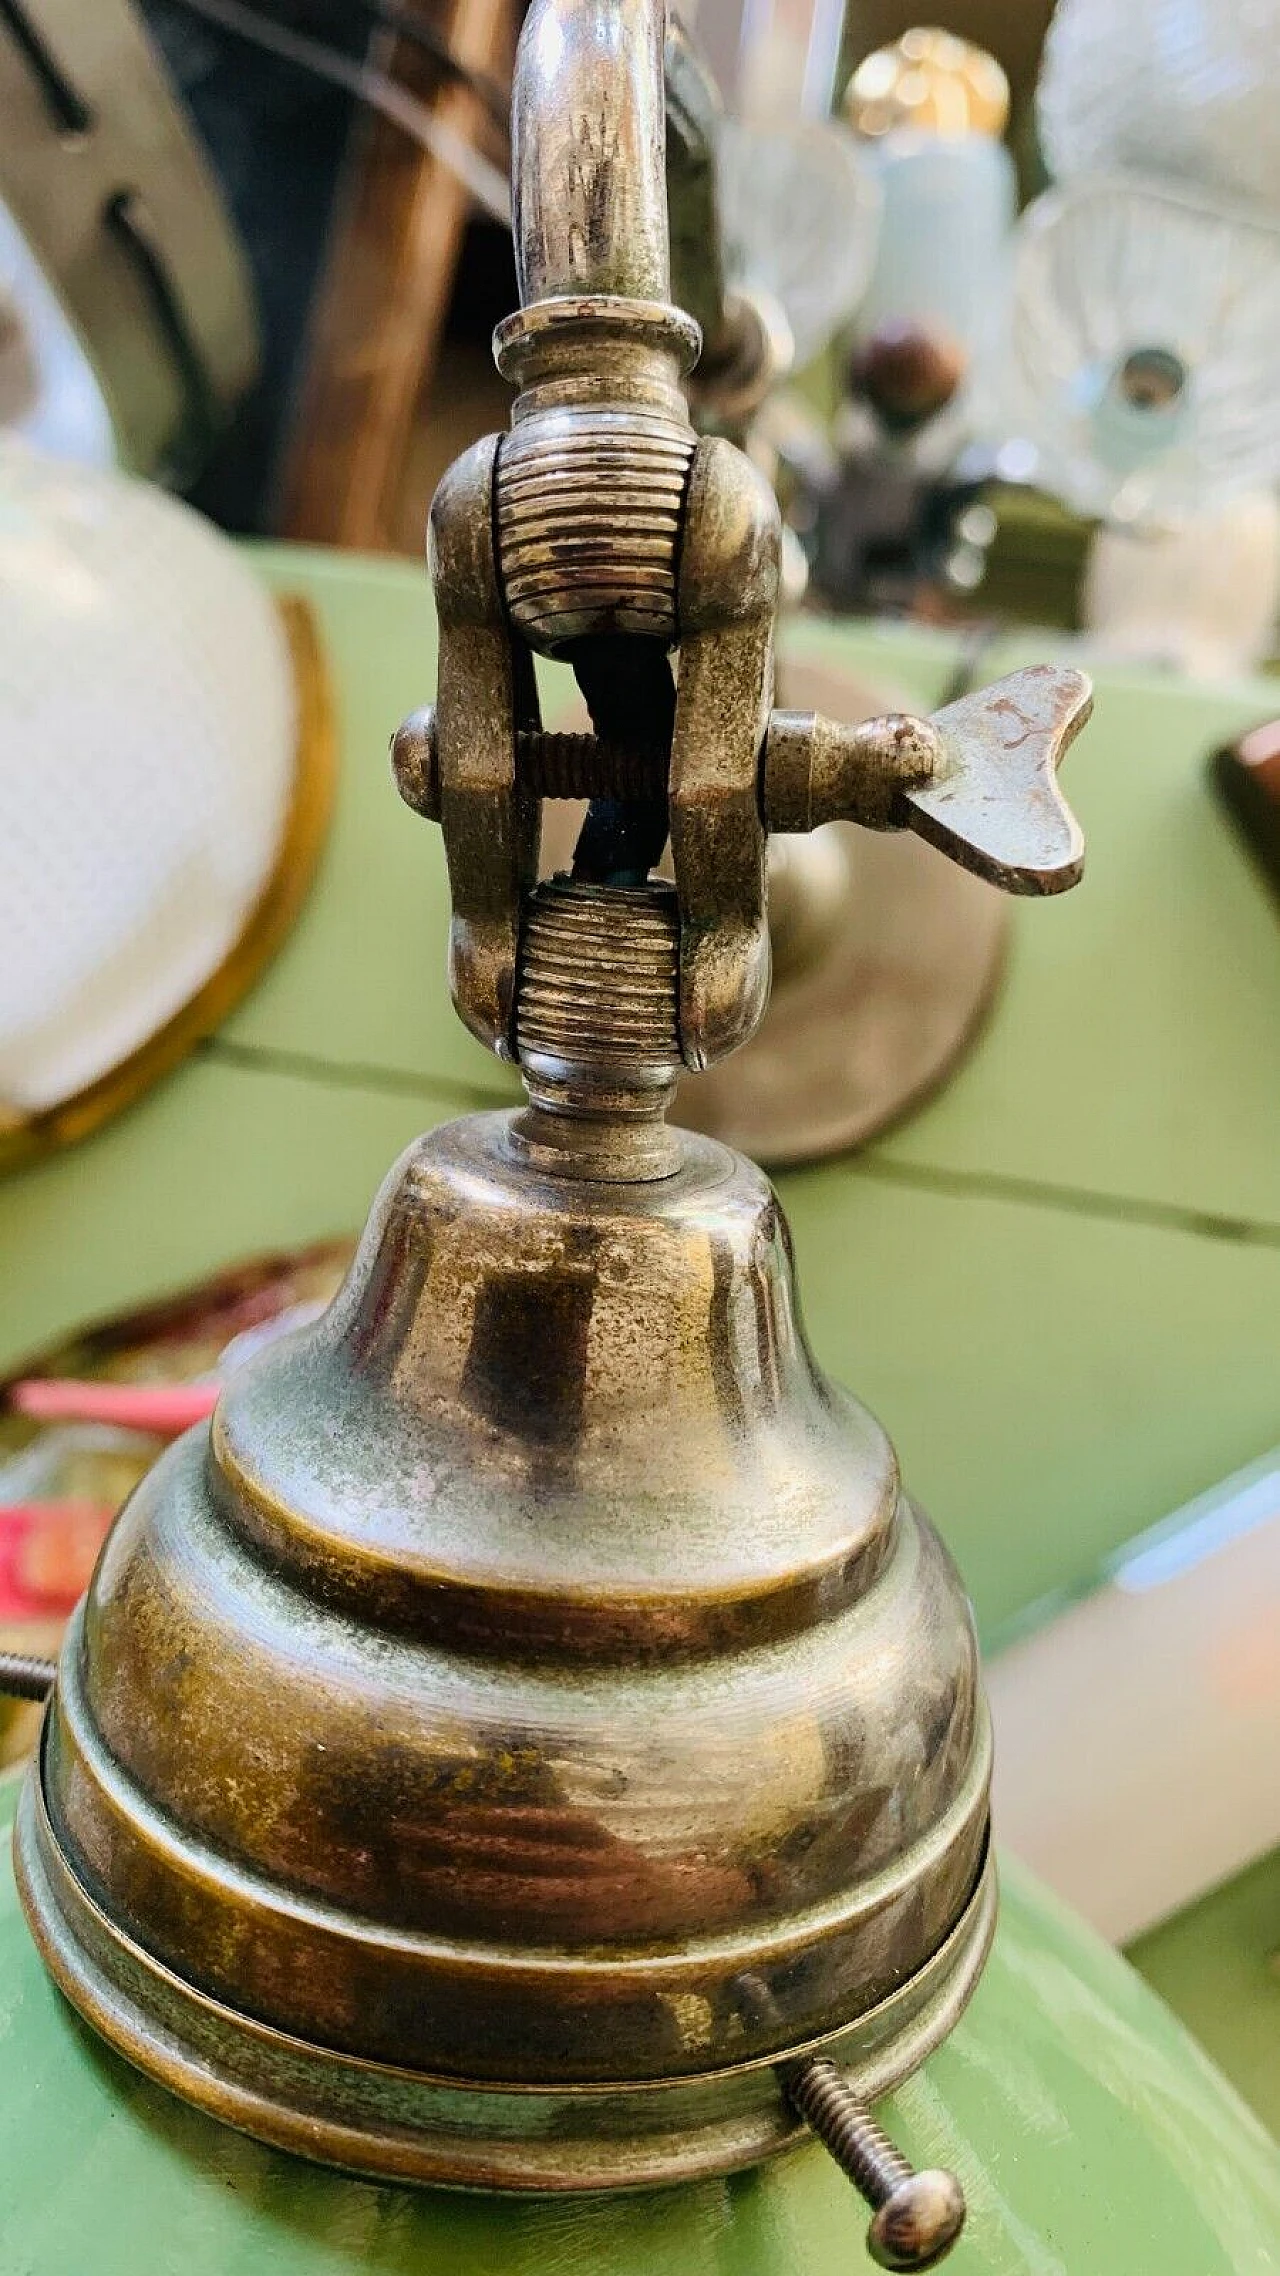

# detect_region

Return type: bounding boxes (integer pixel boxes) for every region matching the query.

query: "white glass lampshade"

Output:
[0,441,309,1127]
[1007,173,1280,522]
[716,117,880,369]
[1039,0,1280,217]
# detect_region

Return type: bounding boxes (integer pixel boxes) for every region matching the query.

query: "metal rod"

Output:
[0,1651,56,1703]
[511,0,670,303]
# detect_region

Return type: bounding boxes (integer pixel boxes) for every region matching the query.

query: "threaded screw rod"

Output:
[392,706,941,832]
[0,1651,56,1702]
[785,2055,966,2271]
[393,709,667,819]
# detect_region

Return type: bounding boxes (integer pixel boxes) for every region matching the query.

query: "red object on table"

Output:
[8,1380,219,1434]
[0,1502,115,1619]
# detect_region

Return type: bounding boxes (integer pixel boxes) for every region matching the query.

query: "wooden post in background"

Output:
[277,0,513,549]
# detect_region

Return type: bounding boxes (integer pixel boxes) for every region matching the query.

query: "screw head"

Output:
[867,2168,966,2271]
[391,707,440,820]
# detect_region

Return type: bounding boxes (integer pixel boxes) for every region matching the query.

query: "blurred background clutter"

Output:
[2,0,1279,2175]
[13,0,1280,631]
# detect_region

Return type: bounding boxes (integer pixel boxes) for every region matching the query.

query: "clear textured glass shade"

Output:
[717,118,880,369]
[1007,173,1280,522]
[0,441,296,1115]
[1038,0,1280,216]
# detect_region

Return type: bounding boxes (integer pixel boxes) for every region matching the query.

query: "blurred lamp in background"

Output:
[1007,0,1280,674]
[0,4,331,1164]
[1038,0,1280,215]
[677,0,880,382]
[845,28,1016,443]
[1010,174,1280,528]
[0,440,332,1167]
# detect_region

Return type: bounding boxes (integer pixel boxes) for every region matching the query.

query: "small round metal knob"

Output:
[867,2169,967,2272]
[785,2054,966,2271]
[391,706,440,820]
[849,320,967,437]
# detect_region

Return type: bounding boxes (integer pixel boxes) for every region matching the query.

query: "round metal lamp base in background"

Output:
[684,655,1006,1165]
[542,656,1007,1166]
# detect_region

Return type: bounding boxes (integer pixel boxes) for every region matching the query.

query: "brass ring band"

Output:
[17,1756,996,2192]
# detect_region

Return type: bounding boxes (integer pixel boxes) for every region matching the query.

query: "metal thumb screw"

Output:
[785,2056,966,2271]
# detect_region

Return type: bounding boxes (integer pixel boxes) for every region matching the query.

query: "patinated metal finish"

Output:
[18,1096,995,2179]
[395,664,1089,882]
[17,0,1089,2249]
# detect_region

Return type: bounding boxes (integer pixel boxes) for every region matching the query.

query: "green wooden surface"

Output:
[794,617,1280,1230]
[1130,1851,1280,2142]
[218,551,512,1106]
[0,1763,1275,2273]
[3,545,1279,2138]
[0,1059,440,1374]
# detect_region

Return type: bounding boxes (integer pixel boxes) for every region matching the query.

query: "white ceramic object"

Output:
[1039,0,1280,217]
[855,130,1016,419]
[0,440,295,1116]
[1080,491,1280,676]
[1008,173,1280,522]
[988,1448,1280,1944]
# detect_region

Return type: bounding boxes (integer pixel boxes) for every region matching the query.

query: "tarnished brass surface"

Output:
[534,658,1009,1167]
[24,1108,992,2179]
[18,0,1089,2212]
[18,1763,995,2191]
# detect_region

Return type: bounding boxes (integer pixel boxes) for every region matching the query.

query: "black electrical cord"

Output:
[569,636,676,887]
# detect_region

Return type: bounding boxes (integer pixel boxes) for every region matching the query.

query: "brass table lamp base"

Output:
[680,834,1004,1163]
[18,1081,993,2191]
[11,2,1090,2263]
[18,1772,994,2192]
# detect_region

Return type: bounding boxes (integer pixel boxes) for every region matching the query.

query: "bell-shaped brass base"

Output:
[17,1111,992,2189]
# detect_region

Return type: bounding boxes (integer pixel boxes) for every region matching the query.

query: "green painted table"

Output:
[2,548,1279,2145]
[0,1766,1276,2276]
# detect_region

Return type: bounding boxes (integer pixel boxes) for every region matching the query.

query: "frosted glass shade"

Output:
[1039,0,1280,216]
[1008,173,1280,520]
[717,118,879,368]
[0,442,296,1117]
